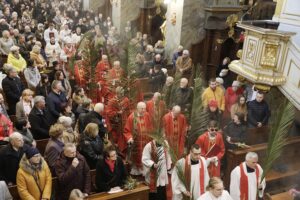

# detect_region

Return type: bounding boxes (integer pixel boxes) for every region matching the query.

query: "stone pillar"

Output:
[165,0,207,60]
[111,0,140,36]
[89,0,106,12]
[83,0,90,10]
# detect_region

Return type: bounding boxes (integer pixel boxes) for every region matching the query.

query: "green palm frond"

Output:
[188,70,209,147]
[261,99,296,182]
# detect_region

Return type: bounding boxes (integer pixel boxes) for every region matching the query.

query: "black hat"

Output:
[25,147,40,159]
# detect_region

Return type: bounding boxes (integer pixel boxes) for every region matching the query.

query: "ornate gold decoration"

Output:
[246,39,257,63]
[254,84,271,92]
[260,43,279,69]
[236,49,243,59]
[226,14,238,38]
[229,60,286,86]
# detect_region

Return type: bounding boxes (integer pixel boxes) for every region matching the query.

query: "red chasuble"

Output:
[123,111,153,168]
[146,99,166,124]
[195,132,225,177]
[162,112,187,157]
[106,95,130,146]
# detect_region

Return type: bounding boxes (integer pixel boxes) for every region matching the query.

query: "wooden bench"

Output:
[265,192,294,200]
[36,138,49,155]
[224,136,300,195]
[87,184,149,200]
[9,169,96,200]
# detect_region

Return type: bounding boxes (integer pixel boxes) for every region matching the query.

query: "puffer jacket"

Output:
[16,156,52,200]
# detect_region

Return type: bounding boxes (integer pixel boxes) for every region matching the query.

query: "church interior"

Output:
[0,0,300,199]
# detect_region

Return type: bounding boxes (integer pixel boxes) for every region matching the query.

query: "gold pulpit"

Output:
[229,22,296,88]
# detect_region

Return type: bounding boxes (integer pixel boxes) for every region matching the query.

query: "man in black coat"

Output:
[1,67,25,115]
[0,132,27,185]
[28,96,51,139]
[55,143,91,200]
[149,65,166,93]
[83,103,107,139]
[46,80,68,125]
[247,92,270,128]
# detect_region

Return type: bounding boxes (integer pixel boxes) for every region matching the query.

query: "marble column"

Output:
[165,0,207,60]
[111,0,140,36]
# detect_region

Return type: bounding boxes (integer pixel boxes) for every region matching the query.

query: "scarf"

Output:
[105,159,116,173]
[149,141,167,193]
[240,163,259,200]
[184,155,205,196]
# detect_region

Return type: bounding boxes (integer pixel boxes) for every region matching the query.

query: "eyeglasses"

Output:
[209,128,218,132]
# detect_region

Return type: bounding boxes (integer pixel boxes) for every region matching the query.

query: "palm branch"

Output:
[188,67,209,147]
[261,99,296,182]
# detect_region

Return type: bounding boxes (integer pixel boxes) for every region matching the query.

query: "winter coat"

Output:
[82,111,107,139]
[54,152,91,200]
[28,106,51,139]
[1,76,25,115]
[223,121,247,149]
[46,91,67,125]
[95,157,127,192]
[16,156,52,200]
[44,138,64,175]
[79,134,103,169]
[0,144,26,184]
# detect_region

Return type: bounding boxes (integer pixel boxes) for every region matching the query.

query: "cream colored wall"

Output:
[275,0,300,110]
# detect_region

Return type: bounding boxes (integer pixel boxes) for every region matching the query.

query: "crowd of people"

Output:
[0,0,296,200]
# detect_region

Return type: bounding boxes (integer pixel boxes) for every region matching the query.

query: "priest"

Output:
[172,144,209,200]
[106,86,130,150]
[142,139,171,200]
[230,152,266,200]
[146,92,166,125]
[123,102,153,175]
[195,120,225,177]
[162,105,188,158]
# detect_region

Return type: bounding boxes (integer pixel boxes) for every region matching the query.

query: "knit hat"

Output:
[232,80,240,87]
[208,100,218,108]
[25,147,40,159]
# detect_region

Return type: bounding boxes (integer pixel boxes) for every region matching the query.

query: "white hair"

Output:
[94,103,104,113]
[137,101,146,109]
[34,96,45,104]
[183,50,189,55]
[161,68,168,75]
[172,105,181,112]
[245,152,258,161]
[58,116,73,126]
[114,61,120,66]
[9,132,23,141]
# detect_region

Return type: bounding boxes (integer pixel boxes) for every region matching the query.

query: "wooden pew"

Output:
[87,184,149,200]
[35,138,49,156]
[265,192,294,200]
[224,136,300,194]
[245,126,269,145]
[9,169,96,200]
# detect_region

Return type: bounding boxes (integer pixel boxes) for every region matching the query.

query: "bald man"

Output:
[95,54,111,83]
[0,132,25,185]
[162,105,188,157]
[176,49,193,81]
[123,102,153,175]
[172,78,193,116]
[146,92,167,123]
[108,60,124,87]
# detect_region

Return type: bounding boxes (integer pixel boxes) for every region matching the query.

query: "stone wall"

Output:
[112,0,140,35]
[165,0,207,60]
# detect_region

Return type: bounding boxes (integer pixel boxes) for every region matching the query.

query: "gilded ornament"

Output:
[260,43,278,68]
